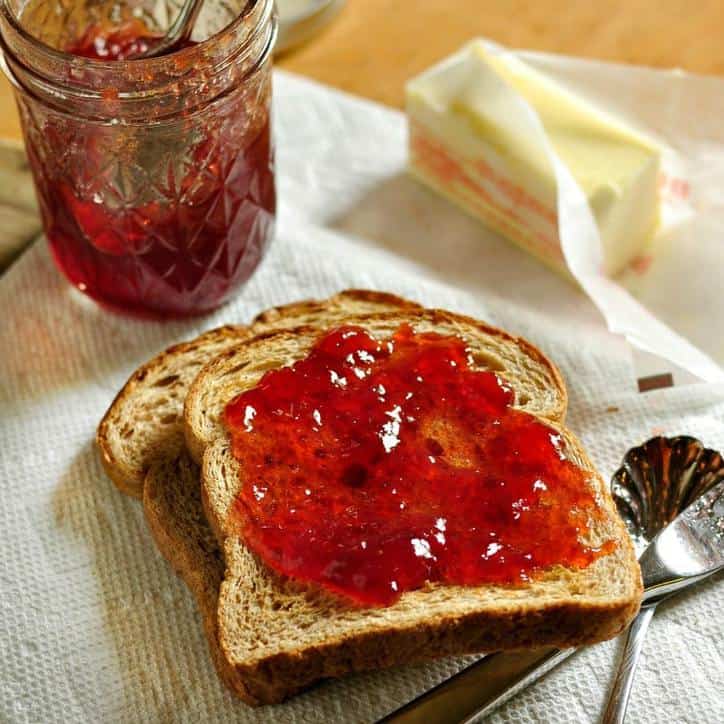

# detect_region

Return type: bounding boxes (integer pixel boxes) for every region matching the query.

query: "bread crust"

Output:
[97,326,245,498]
[142,453,263,705]
[228,596,639,705]
[251,289,422,327]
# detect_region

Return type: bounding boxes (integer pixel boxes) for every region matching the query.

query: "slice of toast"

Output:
[193,313,639,704]
[184,310,568,465]
[97,290,421,498]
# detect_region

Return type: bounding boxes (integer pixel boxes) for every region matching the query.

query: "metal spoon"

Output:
[378,436,724,724]
[133,0,205,59]
[602,438,724,724]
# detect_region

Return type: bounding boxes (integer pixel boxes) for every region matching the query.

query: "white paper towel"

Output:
[0,71,722,724]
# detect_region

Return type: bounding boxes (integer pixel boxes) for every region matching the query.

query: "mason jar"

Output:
[0,0,276,317]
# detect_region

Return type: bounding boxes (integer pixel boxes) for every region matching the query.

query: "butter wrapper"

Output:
[406,40,724,384]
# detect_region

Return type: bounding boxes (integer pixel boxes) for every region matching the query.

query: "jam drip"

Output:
[224,324,614,607]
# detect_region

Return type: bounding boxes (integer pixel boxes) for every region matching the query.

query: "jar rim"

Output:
[0,0,267,72]
[0,0,276,121]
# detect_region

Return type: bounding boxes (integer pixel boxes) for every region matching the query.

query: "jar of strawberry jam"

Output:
[0,0,276,317]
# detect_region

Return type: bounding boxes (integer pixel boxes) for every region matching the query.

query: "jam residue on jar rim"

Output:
[224,324,615,607]
[65,19,199,60]
[65,19,165,59]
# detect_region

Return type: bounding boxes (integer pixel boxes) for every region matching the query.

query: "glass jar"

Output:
[0,0,276,318]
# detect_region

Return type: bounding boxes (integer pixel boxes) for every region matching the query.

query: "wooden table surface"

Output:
[2,0,723,142]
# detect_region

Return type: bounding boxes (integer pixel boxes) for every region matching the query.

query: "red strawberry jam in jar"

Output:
[224,324,615,607]
[0,0,276,317]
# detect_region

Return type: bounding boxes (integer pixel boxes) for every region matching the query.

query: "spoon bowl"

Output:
[603,436,724,724]
[611,435,724,552]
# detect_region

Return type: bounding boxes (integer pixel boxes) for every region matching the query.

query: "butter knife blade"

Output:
[377,647,571,724]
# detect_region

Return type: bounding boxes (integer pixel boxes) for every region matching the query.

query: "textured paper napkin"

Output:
[1,72,722,723]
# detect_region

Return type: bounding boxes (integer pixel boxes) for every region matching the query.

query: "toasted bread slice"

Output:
[97,290,420,498]
[184,310,568,464]
[198,319,640,704]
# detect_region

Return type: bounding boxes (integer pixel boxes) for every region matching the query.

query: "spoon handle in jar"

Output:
[133,0,205,58]
[601,603,657,724]
[168,0,205,44]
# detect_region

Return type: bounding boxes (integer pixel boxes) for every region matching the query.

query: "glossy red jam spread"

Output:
[224,324,613,606]
[27,19,275,318]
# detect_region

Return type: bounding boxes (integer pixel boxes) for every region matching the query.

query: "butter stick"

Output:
[406,41,661,277]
